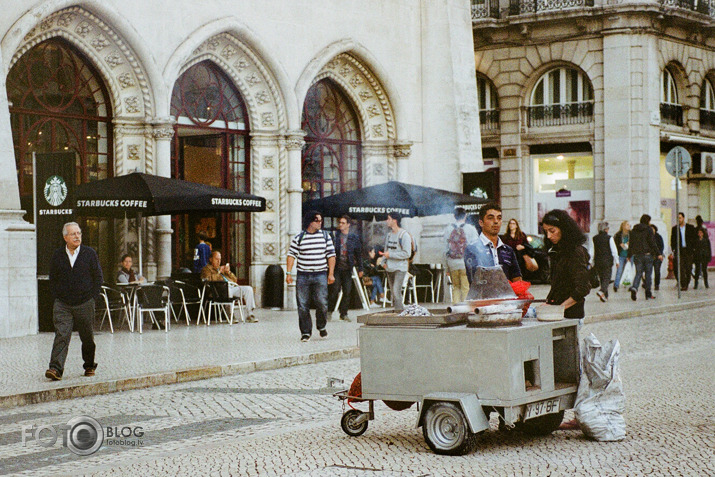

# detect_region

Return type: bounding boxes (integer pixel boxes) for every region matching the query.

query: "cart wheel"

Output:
[341,409,368,437]
[422,402,476,455]
[516,410,565,436]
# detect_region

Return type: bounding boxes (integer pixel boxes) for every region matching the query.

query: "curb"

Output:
[0,346,360,410]
[584,298,715,324]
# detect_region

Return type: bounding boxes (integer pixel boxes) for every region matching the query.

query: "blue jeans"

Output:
[630,254,654,296]
[370,276,384,301]
[614,255,628,288]
[296,272,328,336]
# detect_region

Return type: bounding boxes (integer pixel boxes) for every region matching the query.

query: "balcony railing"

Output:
[701,109,715,130]
[660,103,684,127]
[472,0,500,19]
[527,102,593,127]
[480,109,500,132]
[509,0,594,15]
[659,0,711,15]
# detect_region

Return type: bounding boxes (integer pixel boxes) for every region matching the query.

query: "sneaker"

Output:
[339,315,351,322]
[596,291,606,302]
[369,301,379,308]
[319,328,328,338]
[630,288,637,301]
[45,369,61,381]
[84,365,97,377]
[646,293,655,300]
[246,315,258,323]
[300,334,310,342]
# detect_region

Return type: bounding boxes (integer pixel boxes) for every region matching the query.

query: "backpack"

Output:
[399,230,417,262]
[446,223,467,259]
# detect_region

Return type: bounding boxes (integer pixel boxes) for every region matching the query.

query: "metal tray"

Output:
[357,308,468,327]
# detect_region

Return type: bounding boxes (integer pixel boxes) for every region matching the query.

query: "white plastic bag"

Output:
[620,261,635,287]
[574,333,626,441]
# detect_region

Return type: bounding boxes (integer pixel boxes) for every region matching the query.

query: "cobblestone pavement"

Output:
[0,306,712,476]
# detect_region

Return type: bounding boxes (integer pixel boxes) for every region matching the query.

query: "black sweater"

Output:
[546,244,590,319]
[49,246,104,306]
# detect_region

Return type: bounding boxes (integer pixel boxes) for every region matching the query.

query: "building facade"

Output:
[0,0,483,338]
[471,0,715,249]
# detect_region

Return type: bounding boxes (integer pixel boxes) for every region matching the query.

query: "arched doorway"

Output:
[170,60,251,282]
[7,38,114,272]
[301,78,362,230]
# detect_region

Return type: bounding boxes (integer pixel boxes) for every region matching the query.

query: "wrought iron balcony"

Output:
[659,0,711,15]
[509,0,594,15]
[472,0,501,19]
[480,109,500,132]
[527,102,593,127]
[660,103,684,127]
[701,109,715,130]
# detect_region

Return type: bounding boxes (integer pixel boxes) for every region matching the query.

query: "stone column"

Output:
[284,131,305,310]
[152,121,175,279]
[0,64,37,338]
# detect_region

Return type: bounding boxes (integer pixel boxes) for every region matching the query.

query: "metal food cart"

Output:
[337,310,579,455]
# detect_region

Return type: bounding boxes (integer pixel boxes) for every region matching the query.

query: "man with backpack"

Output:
[443,207,479,302]
[380,211,413,311]
[464,202,522,285]
[286,210,336,342]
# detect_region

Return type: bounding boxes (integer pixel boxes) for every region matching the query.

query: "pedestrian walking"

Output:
[328,215,362,321]
[670,212,697,291]
[285,211,335,342]
[380,211,412,311]
[45,222,103,381]
[541,209,590,319]
[592,221,615,302]
[627,214,662,301]
[443,207,479,302]
[650,224,664,291]
[612,221,630,292]
[694,227,711,289]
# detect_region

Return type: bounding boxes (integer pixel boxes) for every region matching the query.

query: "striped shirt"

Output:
[287,230,336,272]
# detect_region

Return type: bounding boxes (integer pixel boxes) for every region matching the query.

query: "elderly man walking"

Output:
[45,222,103,381]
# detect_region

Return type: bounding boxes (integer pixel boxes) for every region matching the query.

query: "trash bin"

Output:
[38,277,55,332]
[263,264,284,308]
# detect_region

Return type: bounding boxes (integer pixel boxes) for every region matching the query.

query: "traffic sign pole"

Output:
[665,146,691,299]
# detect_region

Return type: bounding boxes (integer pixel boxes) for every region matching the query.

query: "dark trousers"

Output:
[694,260,709,288]
[631,254,654,296]
[296,273,328,336]
[595,262,612,297]
[653,258,662,289]
[328,267,353,317]
[675,249,693,289]
[48,299,97,376]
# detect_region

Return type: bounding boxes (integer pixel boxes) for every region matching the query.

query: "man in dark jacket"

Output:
[592,222,614,302]
[628,214,662,301]
[670,212,698,290]
[650,224,665,291]
[328,215,363,321]
[45,222,104,381]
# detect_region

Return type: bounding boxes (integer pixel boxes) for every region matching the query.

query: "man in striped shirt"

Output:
[286,211,336,342]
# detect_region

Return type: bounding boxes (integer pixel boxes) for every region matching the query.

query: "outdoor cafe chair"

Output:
[204,281,246,325]
[411,264,435,302]
[381,271,418,308]
[135,284,171,333]
[98,285,132,333]
[172,279,203,325]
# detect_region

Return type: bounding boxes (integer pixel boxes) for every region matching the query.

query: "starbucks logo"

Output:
[44,175,68,207]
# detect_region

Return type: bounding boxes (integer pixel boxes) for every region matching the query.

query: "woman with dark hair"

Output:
[363,245,385,306]
[502,218,538,276]
[541,209,591,319]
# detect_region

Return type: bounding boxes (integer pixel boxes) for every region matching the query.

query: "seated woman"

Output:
[117,254,145,284]
[363,245,385,307]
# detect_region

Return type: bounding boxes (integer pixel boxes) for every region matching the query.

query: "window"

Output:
[301,79,361,205]
[661,69,679,105]
[700,78,715,130]
[477,75,499,131]
[528,67,593,127]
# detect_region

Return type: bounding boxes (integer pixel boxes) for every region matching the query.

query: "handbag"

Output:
[524,254,539,272]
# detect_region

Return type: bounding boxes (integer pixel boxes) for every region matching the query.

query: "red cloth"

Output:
[510,281,534,317]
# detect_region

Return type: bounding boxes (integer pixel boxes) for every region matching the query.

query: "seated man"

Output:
[201,250,257,322]
[117,254,145,284]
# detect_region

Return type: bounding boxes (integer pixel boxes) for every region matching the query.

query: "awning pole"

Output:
[137,211,143,278]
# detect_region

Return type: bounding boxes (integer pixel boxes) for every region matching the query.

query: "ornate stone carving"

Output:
[371,125,384,137]
[285,137,305,150]
[40,19,54,31]
[56,13,75,27]
[124,96,140,113]
[91,35,110,51]
[374,163,384,176]
[75,21,92,37]
[263,220,275,234]
[118,73,135,89]
[255,91,270,105]
[24,28,37,41]
[234,58,250,71]
[366,104,380,118]
[339,66,351,77]
[266,200,274,211]
[394,144,412,158]
[127,144,140,161]
[262,178,275,191]
[206,38,220,50]
[263,155,275,168]
[105,52,124,68]
[263,243,276,256]
[359,90,372,101]
[221,45,236,59]
[246,73,262,86]
[261,112,275,127]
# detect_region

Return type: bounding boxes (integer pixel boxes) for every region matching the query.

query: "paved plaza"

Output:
[0,305,712,476]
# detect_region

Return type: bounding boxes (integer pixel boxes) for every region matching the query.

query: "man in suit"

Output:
[670,212,698,290]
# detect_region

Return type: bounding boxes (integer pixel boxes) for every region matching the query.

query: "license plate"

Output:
[524,398,560,420]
